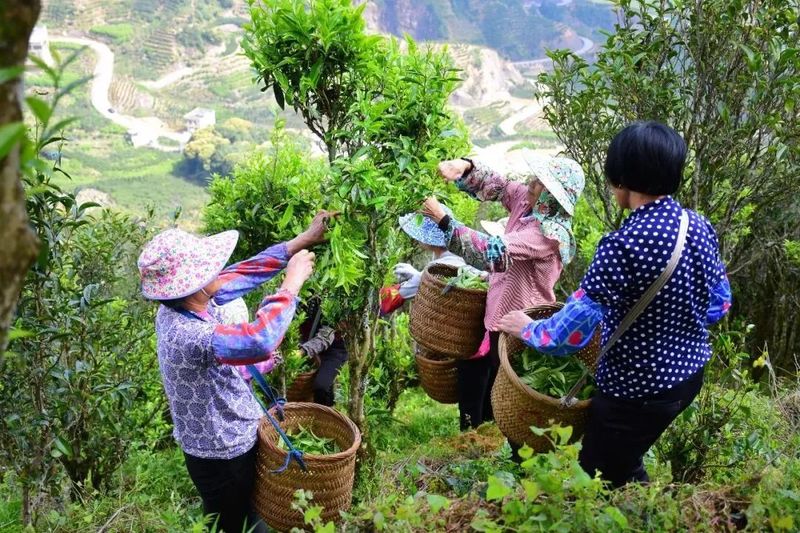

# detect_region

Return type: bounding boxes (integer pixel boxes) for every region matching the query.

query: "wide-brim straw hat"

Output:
[521,153,585,216]
[399,205,454,247]
[138,228,239,300]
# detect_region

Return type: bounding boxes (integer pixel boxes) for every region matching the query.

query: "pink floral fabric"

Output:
[138,229,239,300]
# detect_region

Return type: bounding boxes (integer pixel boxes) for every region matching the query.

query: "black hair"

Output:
[604,121,687,196]
[159,298,184,310]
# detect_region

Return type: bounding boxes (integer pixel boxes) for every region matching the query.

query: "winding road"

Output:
[510,35,594,70]
[51,36,191,151]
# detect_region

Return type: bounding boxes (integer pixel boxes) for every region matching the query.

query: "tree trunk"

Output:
[346,313,375,459]
[0,1,41,353]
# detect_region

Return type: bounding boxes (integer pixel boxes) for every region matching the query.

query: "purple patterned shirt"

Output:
[155,243,297,459]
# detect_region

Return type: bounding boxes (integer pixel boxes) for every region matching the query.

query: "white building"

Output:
[183,108,216,132]
[29,25,54,66]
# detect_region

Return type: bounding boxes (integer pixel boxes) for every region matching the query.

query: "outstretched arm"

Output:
[499,289,605,356]
[213,243,291,305]
[453,160,529,212]
[211,250,315,365]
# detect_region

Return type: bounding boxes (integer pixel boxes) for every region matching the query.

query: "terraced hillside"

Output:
[32,0,610,225]
[364,0,615,61]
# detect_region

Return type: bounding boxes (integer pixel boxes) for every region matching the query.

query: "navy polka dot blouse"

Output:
[521,197,732,399]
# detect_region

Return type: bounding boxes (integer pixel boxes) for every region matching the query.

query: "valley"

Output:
[31,0,612,225]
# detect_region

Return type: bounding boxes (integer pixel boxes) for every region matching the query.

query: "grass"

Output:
[0,388,474,531]
[90,23,135,43]
[57,137,208,227]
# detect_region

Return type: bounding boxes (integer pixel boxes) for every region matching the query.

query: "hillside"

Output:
[31,0,611,224]
[361,0,615,61]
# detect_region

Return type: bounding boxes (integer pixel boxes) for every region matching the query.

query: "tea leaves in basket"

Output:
[277,424,341,455]
[512,348,595,401]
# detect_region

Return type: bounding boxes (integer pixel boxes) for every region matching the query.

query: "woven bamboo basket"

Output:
[252,403,361,532]
[409,264,487,359]
[286,367,317,403]
[415,347,459,404]
[491,303,602,452]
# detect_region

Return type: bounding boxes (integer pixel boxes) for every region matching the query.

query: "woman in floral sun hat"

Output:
[421,154,585,435]
[138,211,334,533]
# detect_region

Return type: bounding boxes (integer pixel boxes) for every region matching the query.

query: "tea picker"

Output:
[138,210,331,532]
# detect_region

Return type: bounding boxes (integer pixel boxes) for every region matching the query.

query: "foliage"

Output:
[512,349,595,401]
[89,23,135,43]
[243,0,380,161]
[278,426,341,455]
[204,124,327,263]
[367,313,417,414]
[176,25,221,49]
[446,267,489,291]
[181,126,234,179]
[0,51,165,526]
[655,324,784,484]
[243,0,470,436]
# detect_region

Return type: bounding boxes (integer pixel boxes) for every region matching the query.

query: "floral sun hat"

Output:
[398,205,454,247]
[521,153,585,216]
[138,228,239,300]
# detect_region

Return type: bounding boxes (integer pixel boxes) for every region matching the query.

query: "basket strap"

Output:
[559,210,690,407]
[248,364,308,473]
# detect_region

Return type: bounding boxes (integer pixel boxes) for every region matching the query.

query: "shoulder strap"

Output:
[560,209,689,406]
[599,209,690,359]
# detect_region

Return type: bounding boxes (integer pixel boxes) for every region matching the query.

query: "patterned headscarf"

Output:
[527,187,576,265]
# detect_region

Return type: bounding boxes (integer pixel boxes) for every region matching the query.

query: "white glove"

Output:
[393,263,420,283]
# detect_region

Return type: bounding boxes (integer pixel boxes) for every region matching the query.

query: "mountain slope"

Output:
[363,0,616,61]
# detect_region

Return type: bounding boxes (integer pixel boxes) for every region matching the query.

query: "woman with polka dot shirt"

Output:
[498,121,732,487]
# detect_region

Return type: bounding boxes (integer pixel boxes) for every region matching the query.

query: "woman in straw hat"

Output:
[137,211,334,533]
[379,206,489,430]
[421,155,585,434]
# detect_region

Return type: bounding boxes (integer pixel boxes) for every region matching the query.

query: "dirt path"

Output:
[51,35,191,151]
[511,35,594,70]
[498,97,544,136]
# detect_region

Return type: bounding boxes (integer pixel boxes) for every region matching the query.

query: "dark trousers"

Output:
[183,443,268,533]
[457,332,500,430]
[312,339,348,407]
[579,369,704,488]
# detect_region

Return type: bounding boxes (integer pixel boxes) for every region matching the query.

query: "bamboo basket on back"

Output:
[415,346,459,404]
[285,367,317,403]
[491,304,602,452]
[409,264,487,359]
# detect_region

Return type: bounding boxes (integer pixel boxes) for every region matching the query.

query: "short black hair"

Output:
[159,298,184,310]
[604,121,687,195]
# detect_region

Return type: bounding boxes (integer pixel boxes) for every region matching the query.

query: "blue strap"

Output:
[247,364,308,473]
[248,364,286,421]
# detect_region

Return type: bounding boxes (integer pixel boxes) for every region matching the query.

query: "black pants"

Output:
[312,338,348,407]
[184,443,268,533]
[579,369,704,488]
[456,332,500,430]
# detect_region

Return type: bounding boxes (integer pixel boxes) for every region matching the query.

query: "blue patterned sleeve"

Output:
[212,243,290,305]
[703,222,732,326]
[211,289,298,365]
[706,276,732,325]
[520,289,606,356]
